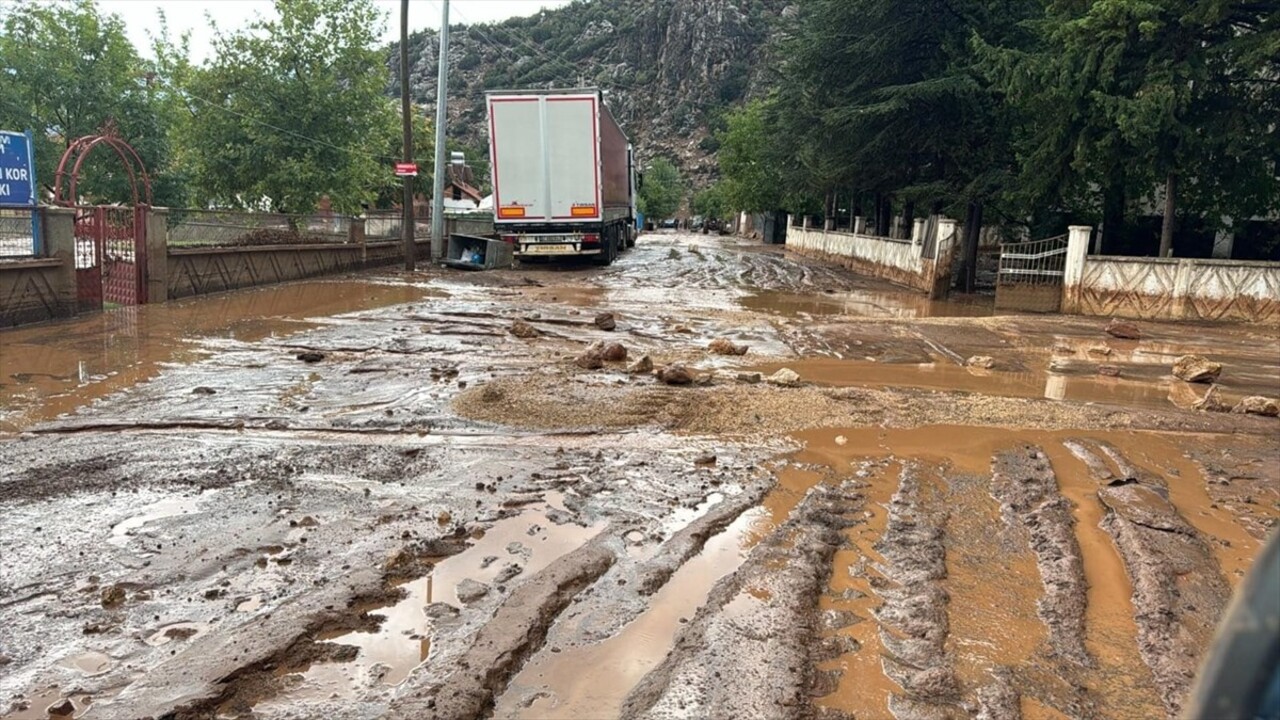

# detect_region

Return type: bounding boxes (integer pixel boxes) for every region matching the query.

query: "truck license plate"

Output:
[524,243,573,254]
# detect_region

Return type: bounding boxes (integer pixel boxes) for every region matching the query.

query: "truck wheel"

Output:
[593,229,617,266]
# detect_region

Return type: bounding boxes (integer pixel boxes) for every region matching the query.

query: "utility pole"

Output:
[429,0,450,261]
[399,0,415,271]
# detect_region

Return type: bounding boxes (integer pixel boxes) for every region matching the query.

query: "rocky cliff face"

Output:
[390,0,789,186]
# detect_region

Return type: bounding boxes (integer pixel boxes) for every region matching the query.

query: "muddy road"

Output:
[1,232,1276,720]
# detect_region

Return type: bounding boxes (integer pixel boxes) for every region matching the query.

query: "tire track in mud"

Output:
[1068,440,1232,717]
[990,447,1089,667]
[618,481,863,719]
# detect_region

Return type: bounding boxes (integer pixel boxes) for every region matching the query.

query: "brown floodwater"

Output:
[741,289,994,319]
[256,495,601,710]
[0,278,439,432]
[778,424,1261,718]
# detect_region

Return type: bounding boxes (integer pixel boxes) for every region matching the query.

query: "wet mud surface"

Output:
[1,232,1276,719]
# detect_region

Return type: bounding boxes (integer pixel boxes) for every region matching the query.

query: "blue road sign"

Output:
[0,130,40,254]
[0,130,37,207]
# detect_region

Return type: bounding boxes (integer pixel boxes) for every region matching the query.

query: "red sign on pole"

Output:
[394,162,418,177]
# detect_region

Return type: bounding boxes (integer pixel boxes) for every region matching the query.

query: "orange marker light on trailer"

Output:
[570,205,597,217]
[498,206,526,218]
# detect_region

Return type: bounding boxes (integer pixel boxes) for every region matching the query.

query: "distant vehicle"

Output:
[660,218,678,229]
[487,88,637,265]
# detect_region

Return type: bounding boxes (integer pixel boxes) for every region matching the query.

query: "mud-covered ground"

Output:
[1,232,1277,720]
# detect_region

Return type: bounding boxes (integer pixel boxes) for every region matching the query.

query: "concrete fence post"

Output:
[852,216,866,235]
[43,207,78,315]
[927,217,960,299]
[145,207,169,304]
[1171,259,1196,320]
[912,218,925,246]
[350,216,367,264]
[1061,225,1092,314]
[802,215,811,230]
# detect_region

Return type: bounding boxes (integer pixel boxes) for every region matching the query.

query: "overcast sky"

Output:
[97,0,573,62]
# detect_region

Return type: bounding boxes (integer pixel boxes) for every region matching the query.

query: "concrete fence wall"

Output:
[1063,226,1280,323]
[786,214,960,299]
[0,207,494,327]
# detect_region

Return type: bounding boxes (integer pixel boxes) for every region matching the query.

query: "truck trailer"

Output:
[486,89,637,265]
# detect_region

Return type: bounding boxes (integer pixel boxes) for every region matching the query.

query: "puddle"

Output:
[741,289,993,319]
[56,651,112,676]
[1,688,104,719]
[752,357,1187,410]
[494,505,769,718]
[257,500,601,708]
[144,622,210,647]
[782,425,1251,717]
[108,493,212,547]
[0,277,439,432]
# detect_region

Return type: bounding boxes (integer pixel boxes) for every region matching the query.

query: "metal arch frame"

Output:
[52,125,153,207]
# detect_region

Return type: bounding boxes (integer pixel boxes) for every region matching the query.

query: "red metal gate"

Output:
[74,206,147,308]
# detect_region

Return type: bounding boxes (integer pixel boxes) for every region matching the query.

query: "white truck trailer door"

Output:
[490,97,547,221]
[545,96,601,221]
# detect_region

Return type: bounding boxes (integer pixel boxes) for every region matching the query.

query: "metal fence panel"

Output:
[0,207,38,259]
[166,209,352,247]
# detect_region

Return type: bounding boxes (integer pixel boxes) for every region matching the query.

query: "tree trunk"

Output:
[1159,172,1177,257]
[1101,183,1125,255]
[961,201,983,293]
[900,200,915,240]
[877,195,892,237]
[825,190,835,229]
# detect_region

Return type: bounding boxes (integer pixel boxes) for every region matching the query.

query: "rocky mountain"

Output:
[389,0,791,186]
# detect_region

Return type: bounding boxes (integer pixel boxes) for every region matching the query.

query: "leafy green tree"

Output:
[176,0,395,213]
[639,157,684,220]
[716,99,784,214]
[693,184,727,221]
[982,0,1280,256]
[0,0,185,205]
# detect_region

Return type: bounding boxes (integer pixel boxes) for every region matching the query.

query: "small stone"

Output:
[658,364,694,386]
[766,368,801,387]
[694,453,717,467]
[510,320,540,339]
[736,372,762,384]
[627,355,654,374]
[456,579,490,604]
[191,386,216,395]
[708,338,749,356]
[965,356,995,369]
[1173,355,1222,383]
[601,342,628,362]
[494,563,524,584]
[47,700,76,716]
[594,312,617,331]
[480,555,499,569]
[693,373,714,386]
[296,351,325,363]
[1087,346,1113,357]
[835,435,848,446]
[1097,365,1121,377]
[575,343,605,370]
[424,602,460,619]
[673,325,694,334]
[101,585,126,608]
[1231,396,1279,417]
[1105,319,1142,339]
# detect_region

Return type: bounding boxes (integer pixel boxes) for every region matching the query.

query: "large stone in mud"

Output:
[1173,355,1222,383]
[766,368,801,387]
[707,337,749,356]
[509,320,540,339]
[575,343,605,370]
[965,355,995,369]
[1105,319,1143,339]
[600,342,628,362]
[456,579,490,604]
[594,312,617,331]
[657,364,694,385]
[1232,396,1279,417]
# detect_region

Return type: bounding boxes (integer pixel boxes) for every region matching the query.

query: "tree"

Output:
[176,0,395,213]
[693,184,728,221]
[717,99,784,214]
[638,157,683,220]
[0,0,185,205]
[982,0,1280,256]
